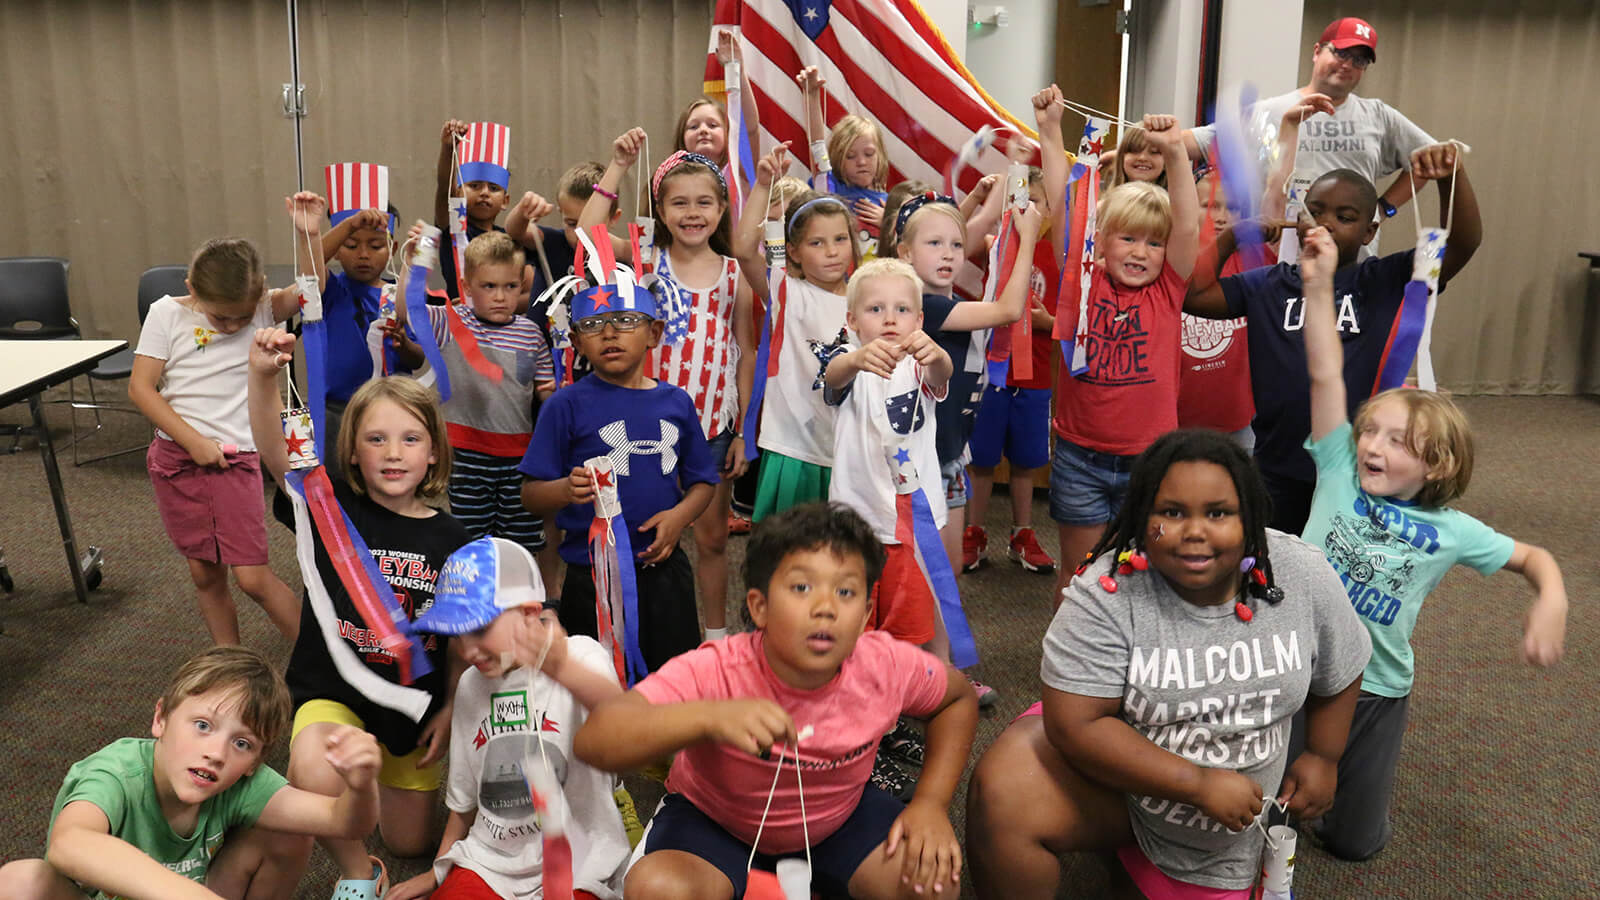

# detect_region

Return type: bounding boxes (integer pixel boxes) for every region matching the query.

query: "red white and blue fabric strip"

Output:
[448,195,470,301]
[742,268,785,460]
[282,469,433,720]
[725,54,758,209]
[300,301,331,460]
[406,241,452,400]
[1375,227,1449,393]
[889,447,978,668]
[585,458,649,686]
[324,163,391,229]
[1209,86,1265,248]
[1056,116,1107,376]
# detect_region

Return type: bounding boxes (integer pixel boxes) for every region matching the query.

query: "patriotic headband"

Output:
[893,191,958,241]
[457,121,511,190]
[324,163,393,230]
[787,195,850,233]
[651,150,726,201]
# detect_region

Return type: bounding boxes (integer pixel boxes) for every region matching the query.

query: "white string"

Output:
[1056,97,1137,130]
[1250,796,1291,849]
[1406,139,1470,239]
[745,727,814,877]
[521,609,563,834]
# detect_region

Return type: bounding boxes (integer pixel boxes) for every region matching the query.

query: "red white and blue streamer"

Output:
[585,456,649,686]
[1055,116,1108,376]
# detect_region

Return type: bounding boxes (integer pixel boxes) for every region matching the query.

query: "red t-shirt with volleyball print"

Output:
[1177,244,1272,433]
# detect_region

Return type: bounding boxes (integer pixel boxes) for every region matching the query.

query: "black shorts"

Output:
[640,787,905,897]
[554,545,700,674]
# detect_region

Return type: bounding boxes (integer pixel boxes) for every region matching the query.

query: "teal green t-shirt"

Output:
[1302,423,1514,697]
[47,738,287,898]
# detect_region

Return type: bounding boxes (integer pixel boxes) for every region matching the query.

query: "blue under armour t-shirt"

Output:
[519,375,718,564]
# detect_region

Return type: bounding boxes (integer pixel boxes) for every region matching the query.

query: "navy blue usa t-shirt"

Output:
[1219,250,1413,484]
[518,375,718,565]
[921,293,986,466]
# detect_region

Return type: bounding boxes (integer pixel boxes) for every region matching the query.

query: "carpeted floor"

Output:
[0,391,1595,898]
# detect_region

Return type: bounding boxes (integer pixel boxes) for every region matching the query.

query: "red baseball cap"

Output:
[1320,17,1378,60]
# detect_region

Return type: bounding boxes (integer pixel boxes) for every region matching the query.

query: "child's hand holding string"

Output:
[754,144,791,188]
[565,466,595,506]
[1410,142,1464,182]
[440,119,467,150]
[707,698,795,757]
[856,337,905,379]
[511,192,555,235]
[1032,83,1065,130]
[323,725,382,791]
[715,28,741,65]
[1298,222,1337,285]
[1194,768,1265,833]
[249,327,296,376]
[901,330,942,369]
[885,799,963,895]
[796,65,825,95]
[349,208,389,234]
[611,127,647,171]
[1278,748,1338,819]
[286,191,327,235]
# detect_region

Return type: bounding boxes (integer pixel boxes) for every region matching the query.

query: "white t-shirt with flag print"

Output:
[755,274,848,467]
[828,355,948,544]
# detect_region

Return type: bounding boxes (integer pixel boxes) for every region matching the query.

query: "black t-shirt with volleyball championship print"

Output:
[274,479,470,755]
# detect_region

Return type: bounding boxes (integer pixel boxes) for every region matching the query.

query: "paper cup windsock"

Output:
[324,163,391,229]
[458,122,511,189]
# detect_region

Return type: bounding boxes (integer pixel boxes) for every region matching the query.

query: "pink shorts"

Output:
[146,437,269,566]
[1116,843,1255,900]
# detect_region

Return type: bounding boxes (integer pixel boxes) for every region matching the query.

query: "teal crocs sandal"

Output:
[331,856,388,900]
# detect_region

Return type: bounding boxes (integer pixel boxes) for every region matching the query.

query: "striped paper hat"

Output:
[458,122,511,189]
[324,163,390,228]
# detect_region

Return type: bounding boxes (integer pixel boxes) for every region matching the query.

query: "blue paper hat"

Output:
[411,537,544,635]
[570,281,661,323]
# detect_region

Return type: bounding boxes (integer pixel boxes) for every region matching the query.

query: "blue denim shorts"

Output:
[1048,437,1139,526]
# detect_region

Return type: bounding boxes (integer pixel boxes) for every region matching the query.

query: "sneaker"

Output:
[613,783,645,849]
[1008,527,1056,573]
[963,525,988,571]
[880,717,926,767]
[728,512,753,536]
[968,674,999,708]
[869,754,917,802]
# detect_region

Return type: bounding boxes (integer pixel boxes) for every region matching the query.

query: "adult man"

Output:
[1187,17,1435,223]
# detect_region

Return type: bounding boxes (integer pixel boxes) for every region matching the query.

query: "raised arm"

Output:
[246,327,298,487]
[1032,84,1070,257]
[434,119,467,229]
[797,66,828,182]
[1299,225,1345,442]
[1408,143,1481,289]
[735,145,791,303]
[1142,115,1199,279]
[574,690,796,773]
[505,191,554,251]
[940,202,1042,331]
[579,128,646,263]
[1262,93,1335,221]
[288,192,330,291]
[718,29,762,187]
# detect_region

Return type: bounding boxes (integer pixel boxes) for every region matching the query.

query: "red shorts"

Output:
[435,866,600,900]
[868,541,936,644]
[146,437,269,566]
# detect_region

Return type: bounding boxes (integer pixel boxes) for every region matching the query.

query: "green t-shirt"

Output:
[1303,423,1514,697]
[47,738,287,898]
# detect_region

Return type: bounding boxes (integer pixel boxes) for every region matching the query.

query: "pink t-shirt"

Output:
[1053,261,1187,455]
[633,630,948,853]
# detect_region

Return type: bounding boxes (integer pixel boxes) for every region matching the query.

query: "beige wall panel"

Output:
[1302,2,1600,394]
[0,1,713,344]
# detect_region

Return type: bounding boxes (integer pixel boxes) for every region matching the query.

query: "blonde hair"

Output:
[188,238,265,313]
[674,98,729,164]
[463,230,525,279]
[827,115,890,190]
[157,646,291,752]
[846,258,923,315]
[1098,182,1173,242]
[1352,388,1475,508]
[897,202,967,251]
[338,376,452,501]
[876,181,933,259]
[557,161,607,203]
[1107,127,1168,190]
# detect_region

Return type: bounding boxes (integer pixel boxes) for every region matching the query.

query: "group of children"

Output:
[0,38,1574,900]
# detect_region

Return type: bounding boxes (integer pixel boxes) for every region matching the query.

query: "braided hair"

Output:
[1083,429,1282,605]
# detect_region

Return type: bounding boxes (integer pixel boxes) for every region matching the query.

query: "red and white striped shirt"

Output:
[649,255,742,439]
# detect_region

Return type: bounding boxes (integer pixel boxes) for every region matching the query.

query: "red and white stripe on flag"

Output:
[460,122,510,168]
[324,163,389,219]
[703,0,1040,197]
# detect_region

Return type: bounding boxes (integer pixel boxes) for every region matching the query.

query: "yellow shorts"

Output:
[291,699,442,792]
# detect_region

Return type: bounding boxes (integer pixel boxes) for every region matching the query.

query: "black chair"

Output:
[69,265,188,464]
[0,257,75,453]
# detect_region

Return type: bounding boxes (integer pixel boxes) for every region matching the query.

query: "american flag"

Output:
[324,163,389,226]
[703,0,1037,195]
[458,121,511,188]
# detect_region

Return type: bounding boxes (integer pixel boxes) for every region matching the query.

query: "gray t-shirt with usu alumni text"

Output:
[1041,529,1371,890]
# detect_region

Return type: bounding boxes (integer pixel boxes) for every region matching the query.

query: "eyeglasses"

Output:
[573,311,652,334]
[1329,46,1373,69]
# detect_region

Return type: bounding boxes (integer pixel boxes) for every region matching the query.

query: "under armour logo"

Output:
[1353,23,1372,38]
[598,419,679,475]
